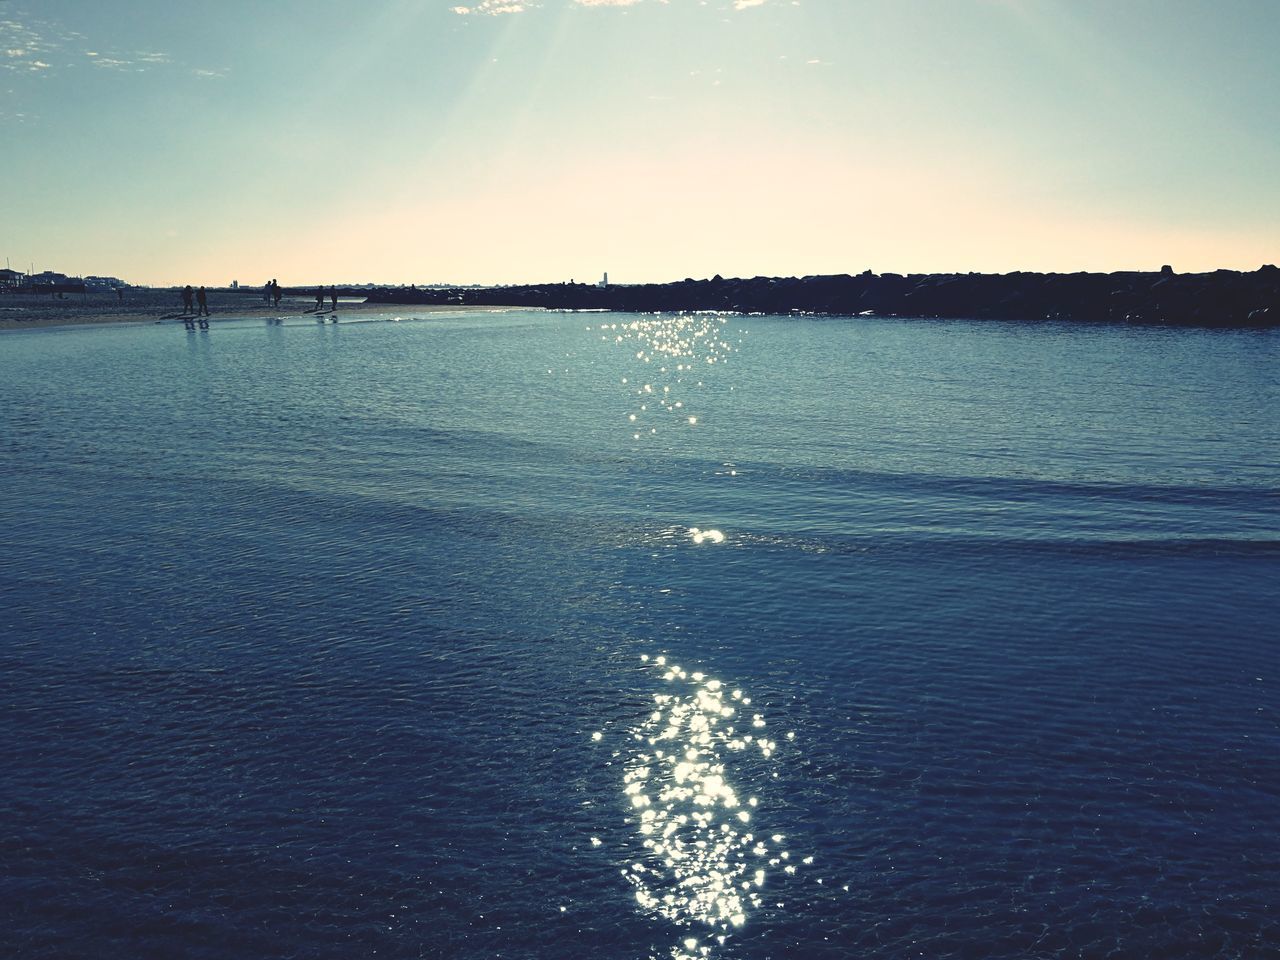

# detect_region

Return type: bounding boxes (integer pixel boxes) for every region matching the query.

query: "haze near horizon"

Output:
[2,0,1277,286]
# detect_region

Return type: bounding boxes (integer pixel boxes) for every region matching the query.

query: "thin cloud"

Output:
[452,0,538,13]
[452,0,766,14]
[90,51,172,72]
[0,82,29,122]
[0,15,55,72]
[1,9,219,79]
[89,56,142,71]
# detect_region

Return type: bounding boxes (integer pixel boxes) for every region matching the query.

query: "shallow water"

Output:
[2,310,1277,958]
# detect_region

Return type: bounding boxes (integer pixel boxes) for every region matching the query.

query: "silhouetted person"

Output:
[197,286,209,316]
[181,285,194,314]
[271,279,281,307]
[330,286,337,311]
[314,287,324,311]
[263,281,272,304]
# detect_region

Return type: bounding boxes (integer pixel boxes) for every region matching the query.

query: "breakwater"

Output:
[365,267,1280,326]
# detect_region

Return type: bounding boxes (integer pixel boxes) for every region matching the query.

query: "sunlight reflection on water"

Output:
[617,655,799,959]
[688,528,726,546]
[586,313,805,958]
[587,313,743,441]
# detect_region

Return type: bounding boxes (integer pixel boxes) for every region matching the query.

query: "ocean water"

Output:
[1,310,1277,960]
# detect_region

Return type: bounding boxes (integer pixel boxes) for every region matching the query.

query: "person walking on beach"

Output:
[196,286,209,316]
[271,279,281,308]
[181,285,194,314]
[330,286,337,311]
[314,287,324,311]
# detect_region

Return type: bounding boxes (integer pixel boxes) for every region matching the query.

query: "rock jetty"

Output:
[366,266,1280,326]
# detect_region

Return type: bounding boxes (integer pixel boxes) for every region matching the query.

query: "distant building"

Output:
[3,267,101,293]
[84,275,127,290]
[600,272,609,288]
[28,270,85,294]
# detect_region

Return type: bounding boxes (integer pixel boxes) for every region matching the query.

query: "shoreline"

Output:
[0,293,525,332]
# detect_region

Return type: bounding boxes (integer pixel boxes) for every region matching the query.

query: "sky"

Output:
[2,0,1278,286]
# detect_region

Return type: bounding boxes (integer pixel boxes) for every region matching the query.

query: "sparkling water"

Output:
[2,310,1277,958]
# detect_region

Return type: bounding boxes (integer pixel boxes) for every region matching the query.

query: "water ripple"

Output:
[617,656,801,958]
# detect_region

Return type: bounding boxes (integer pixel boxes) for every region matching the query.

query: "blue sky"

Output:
[2,0,1277,285]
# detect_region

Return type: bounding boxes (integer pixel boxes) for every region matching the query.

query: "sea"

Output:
[2,309,1277,959]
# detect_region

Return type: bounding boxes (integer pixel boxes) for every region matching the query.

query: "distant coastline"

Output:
[4,267,1277,330]
[368,267,1280,327]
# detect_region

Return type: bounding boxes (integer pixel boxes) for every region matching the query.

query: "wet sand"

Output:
[0,289,520,331]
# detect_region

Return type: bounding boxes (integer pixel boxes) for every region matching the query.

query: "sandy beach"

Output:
[0,289,516,331]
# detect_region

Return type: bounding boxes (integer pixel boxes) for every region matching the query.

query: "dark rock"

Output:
[363,269,1280,328]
